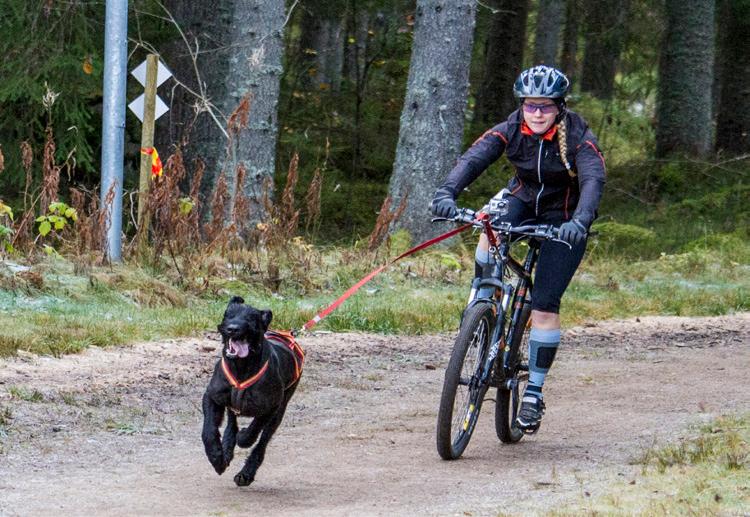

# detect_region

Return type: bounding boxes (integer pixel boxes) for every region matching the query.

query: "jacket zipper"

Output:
[535,140,544,216]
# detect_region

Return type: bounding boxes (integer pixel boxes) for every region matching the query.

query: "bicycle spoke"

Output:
[437,303,496,460]
[451,314,488,443]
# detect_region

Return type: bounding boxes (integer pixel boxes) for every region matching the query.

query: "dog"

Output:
[202,296,304,486]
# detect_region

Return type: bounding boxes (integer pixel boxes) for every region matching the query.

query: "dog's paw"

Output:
[209,455,227,475]
[234,471,255,487]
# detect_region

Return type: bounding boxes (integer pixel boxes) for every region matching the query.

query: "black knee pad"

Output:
[535,346,558,369]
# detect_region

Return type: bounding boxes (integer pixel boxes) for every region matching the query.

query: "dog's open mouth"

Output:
[226,338,250,358]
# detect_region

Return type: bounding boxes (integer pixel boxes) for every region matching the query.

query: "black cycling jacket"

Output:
[439,109,606,227]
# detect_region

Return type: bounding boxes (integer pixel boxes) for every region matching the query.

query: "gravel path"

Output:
[0,313,747,516]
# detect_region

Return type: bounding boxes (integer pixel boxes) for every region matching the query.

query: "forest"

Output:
[0,1,748,514]
[0,0,746,345]
[0,0,746,240]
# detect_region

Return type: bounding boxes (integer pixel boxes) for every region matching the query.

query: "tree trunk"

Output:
[322,17,346,92]
[345,3,370,86]
[159,1,234,202]
[388,0,476,242]
[533,0,565,66]
[299,2,346,92]
[474,0,528,126]
[559,0,581,78]
[580,0,630,99]
[715,0,750,155]
[220,0,286,222]
[655,0,715,158]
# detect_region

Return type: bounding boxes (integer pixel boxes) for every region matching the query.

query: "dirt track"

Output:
[0,313,748,516]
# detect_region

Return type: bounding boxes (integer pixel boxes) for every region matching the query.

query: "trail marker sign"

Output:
[128,58,172,122]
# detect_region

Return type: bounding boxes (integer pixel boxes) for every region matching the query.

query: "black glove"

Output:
[558,218,588,246]
[431,188,457,219]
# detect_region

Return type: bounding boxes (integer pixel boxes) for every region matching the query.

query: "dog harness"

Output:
[221,357,269,390]
[221,330,305,391]
[266,330,305,388]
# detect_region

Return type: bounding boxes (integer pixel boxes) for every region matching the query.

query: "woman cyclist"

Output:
[431,65,606,432]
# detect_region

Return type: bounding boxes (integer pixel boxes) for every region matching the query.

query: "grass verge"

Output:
[552,414,750,516]
[0,239,747,358]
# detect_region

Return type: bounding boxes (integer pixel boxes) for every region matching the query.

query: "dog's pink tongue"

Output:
[229,338,249,358]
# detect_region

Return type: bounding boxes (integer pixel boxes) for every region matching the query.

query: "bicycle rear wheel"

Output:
[436,302,495,460]
[495,303,531,443]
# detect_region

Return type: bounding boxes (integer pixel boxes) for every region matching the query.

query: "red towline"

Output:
[297,223,473,334]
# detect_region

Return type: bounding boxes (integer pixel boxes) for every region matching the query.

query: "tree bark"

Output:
[299,1,346,92]
[388,0,476,242]
[655,0,715,158]
[559,0,581,78]
[159,1,233,202]
[580,0,629,99]
[474,0,528,126]
[344,2,371,86]
[219,0,286,222]
[533,0,565,66]
[715,0,750,155]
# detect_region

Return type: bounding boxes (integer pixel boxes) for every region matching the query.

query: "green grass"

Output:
[0,235,747,358]
[552,414,750,516]
[7,386,44,402]
[0,152,747,358]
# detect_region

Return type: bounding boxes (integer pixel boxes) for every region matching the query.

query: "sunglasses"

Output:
[522,102,558,114]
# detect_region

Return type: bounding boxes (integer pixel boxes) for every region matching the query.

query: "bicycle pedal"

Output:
[522,424,541,435]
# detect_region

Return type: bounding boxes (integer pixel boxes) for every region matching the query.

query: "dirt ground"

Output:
[0,312,748,516]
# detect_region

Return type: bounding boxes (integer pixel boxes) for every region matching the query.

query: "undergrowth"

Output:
[0,93,746,358]
[0,233,746,357]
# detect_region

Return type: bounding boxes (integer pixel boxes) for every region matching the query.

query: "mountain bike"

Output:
[434,206,570,460]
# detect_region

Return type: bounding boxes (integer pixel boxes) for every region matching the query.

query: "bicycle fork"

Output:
[478,284,514,387]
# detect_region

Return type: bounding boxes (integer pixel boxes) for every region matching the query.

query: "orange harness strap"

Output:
[265,330,305,387]
[221,357,269,390]
[220,330,304,391]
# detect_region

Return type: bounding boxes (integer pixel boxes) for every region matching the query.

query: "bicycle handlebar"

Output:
[432,208,572,247]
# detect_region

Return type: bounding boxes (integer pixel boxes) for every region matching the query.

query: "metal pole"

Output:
[100,0,128,262]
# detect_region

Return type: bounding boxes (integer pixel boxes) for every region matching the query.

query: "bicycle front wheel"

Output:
[495,302,531,443]
[436,302,495,460]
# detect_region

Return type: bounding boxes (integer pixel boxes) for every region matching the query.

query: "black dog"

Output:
[202,296,303,486]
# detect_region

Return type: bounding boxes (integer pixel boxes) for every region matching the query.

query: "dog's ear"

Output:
[260,310,273,331]
[229,295,245,306]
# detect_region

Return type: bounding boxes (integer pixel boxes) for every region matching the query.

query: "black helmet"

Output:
[513,65,570,99]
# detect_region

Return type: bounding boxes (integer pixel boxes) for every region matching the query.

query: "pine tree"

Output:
[474,0,528,126]
[716,0,750,154]
[388,0,476,241]
[655,0,715,157]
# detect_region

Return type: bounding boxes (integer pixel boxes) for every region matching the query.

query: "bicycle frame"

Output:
[470,214,541,387]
